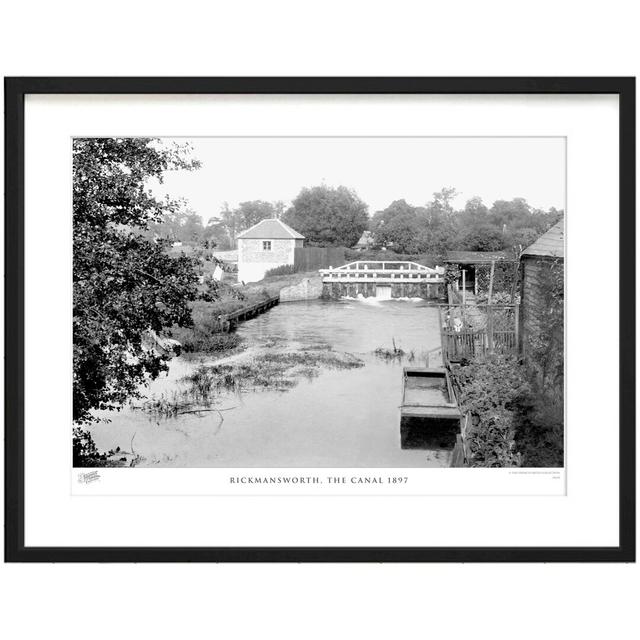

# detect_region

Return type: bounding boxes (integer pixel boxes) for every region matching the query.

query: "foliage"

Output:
[344,248,437,266]
[474,261,520,299]
[525,258,564,393]
[452,356,531,467]
[72,427,133,467]
[283,185,369,247]
[169,282,268,353]
[458,222,505,251]
[370,194,457,256]
[514,400,564,467]
[235,200,281,228]
[367,191,564,261]
[144,209,204,244]
[372,202,425,253]
[72,426,107,466]
[73,138,201,424]
[175,330,243,355]
[452,355,564,468]
[264,264,298,277]
[203,200,285,250]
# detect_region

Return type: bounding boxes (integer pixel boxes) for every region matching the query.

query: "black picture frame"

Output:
[4,77,635,563]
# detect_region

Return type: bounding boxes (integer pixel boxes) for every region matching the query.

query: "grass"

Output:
[258,351,364,370]
[175,331,243,355]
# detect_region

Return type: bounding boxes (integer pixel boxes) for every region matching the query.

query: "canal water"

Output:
[88,298,455,467]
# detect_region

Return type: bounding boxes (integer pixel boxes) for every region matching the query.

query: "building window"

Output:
[262,241,272,251]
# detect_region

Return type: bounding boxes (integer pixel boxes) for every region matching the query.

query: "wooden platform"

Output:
[218,295,280,332]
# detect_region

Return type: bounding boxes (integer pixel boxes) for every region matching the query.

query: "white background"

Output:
[27,95,597,546]
[1,2,638,639]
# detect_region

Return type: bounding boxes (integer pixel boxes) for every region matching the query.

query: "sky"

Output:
[148,137,566,223]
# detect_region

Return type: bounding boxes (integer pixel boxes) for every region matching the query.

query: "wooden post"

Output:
[487,304,494,354]
[461,269,466,306]
[515,301,520,354]
[488,260,495,305]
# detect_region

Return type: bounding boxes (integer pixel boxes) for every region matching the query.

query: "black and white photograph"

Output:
[73,136,565,471]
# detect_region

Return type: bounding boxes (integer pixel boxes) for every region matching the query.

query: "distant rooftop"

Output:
[444,250,513,264]
[522,218,565,258]
[355,230,373,247]
[236,218,305,240]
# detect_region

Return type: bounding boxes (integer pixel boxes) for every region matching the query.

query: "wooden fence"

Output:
[294,247,346,272]
[439,303,520,363]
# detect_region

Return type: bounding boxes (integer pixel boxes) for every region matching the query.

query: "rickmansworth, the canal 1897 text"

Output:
[229,476,409,484]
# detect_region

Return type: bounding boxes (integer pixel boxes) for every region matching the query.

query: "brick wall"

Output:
[237,238,299,283]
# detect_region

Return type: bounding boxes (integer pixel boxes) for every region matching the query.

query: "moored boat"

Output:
[400,367,461,419]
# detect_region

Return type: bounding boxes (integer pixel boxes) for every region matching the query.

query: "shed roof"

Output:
[444,250,513,264]
[236,218,305,240]
[522,218,564,258]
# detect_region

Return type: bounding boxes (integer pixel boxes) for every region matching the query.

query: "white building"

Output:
[236,219,305,283]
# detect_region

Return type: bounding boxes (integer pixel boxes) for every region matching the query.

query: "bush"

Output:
[451,355,563,468]
[264,264,297,277]
[73,426,107,467]
[452,356,530,466]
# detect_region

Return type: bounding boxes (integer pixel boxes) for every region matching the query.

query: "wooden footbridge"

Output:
[216,295,280,332]
[320,260,443,283]
[320,261,444,299]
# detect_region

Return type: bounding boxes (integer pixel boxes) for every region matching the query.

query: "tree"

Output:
[235,200,277,228]
[204,217,233,250]
[375,212,424,253]
[73,138,200,424]
[458,222,506,251]
[210,200,283,248]
[489,197,531,227]
[506,227,539,251]
[463,196,489,219]
[430,186,458,215]
[180,211,205,243]
[371,200,426,252]
[143,208,205,244]
[283,185,369,246]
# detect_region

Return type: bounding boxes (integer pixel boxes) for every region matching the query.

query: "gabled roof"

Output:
[522,218,564,258]
[444,250,512,264]
[236,218,305,240]
[355,230,373,247]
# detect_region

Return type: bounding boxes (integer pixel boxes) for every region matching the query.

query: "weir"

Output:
[319,261,445,299]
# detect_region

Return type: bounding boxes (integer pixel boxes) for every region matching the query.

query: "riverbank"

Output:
[169,271,321,353]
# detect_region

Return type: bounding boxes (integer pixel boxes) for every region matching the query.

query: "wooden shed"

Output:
[519,218,565,365]
[444,250,513,296]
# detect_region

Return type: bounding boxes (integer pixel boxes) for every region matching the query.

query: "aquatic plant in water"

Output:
[142,346,364,418]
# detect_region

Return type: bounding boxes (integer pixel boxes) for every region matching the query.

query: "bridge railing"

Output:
[319,261,444,282]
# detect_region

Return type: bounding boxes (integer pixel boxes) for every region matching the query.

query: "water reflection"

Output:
[400,417,459,451]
